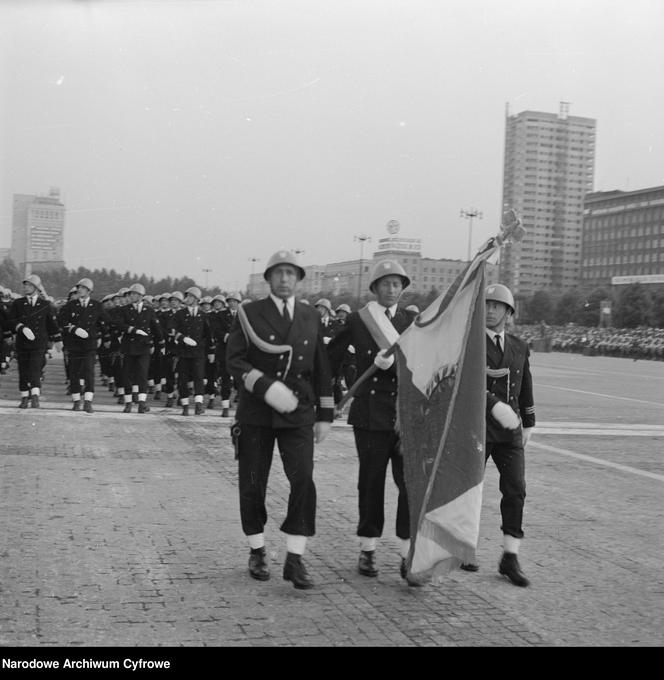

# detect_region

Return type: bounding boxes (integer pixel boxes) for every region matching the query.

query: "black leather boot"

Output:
[283,552,314,590]
[248,547,270,581]
[498,552,530,587]
[358,550,378,577]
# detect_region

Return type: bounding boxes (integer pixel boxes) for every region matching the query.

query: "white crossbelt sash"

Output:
[237,304,293,378]
[357,301,400,350]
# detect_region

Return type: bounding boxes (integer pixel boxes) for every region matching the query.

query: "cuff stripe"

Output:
[244,369,264,393]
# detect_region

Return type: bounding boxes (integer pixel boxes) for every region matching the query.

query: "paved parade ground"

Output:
[1,351,663,649]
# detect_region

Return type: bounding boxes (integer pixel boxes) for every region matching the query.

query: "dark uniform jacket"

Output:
[171,307,213,359]
[226,297,334,429]
[0,305,10,365]
[115,302,163,356]
[486,332,535,443]
[327,307,411,431]
[9,296,62,352]
[58,298,111,354]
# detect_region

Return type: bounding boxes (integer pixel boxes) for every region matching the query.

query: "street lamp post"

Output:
[354,234,371,306]
[460,208,483,261]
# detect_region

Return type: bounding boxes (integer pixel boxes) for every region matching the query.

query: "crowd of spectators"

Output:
[512,322,664,361]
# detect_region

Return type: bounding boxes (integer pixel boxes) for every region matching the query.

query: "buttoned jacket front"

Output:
[171,307,213,359]
[9,297,62,352]
[58,298,111,354]
[115,303,163,356]
[327,308,411,431]
[485,332,535,442]
[226,297,334,428]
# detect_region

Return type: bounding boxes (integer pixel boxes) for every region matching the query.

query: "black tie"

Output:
[385,308,392,321]
[495,335,502,352]
[283,299,291,322]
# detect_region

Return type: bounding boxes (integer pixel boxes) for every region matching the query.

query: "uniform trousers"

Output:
[216,353,233,401]
[352,428,410,539]
[485,438,526,539]
[237,424,316,537]
[122,353,150,393]
[110,349,123,386]
[68,351,96,394]
[16,350,44,391]
[162,352,177,394]
[97,348,113,379]
[177,356,205,397]
[204,357,217,396]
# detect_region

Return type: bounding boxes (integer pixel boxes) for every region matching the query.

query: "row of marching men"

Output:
[0,273,243,415]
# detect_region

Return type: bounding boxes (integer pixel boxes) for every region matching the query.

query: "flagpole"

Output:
[334,209,524,415]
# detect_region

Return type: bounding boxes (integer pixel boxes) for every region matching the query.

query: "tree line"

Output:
[0,258,226,301]
[519,283,664,328]
[2,256,662,328]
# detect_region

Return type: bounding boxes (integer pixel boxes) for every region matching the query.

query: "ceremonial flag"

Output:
[393,240,502,585]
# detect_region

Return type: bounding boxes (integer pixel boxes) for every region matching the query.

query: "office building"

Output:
[499,102,596,299]
[582,185,664,289]
[11,187,66,275]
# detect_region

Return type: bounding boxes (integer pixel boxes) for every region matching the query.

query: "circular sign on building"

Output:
[386,219,400,235]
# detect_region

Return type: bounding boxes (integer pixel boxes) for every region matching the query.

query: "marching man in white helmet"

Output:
[58,278,111,413]
[327,260,414,583]
[461,283,535,587]
[226,249,334,590]
[171,286,213,416]
[8,274,62,408]
[116,283,163,413]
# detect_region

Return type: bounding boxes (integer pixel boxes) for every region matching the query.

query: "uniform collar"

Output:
[269,293,294,318]
[486,329,505,344]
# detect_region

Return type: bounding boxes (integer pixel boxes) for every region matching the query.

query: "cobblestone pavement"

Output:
[0,353,662,647]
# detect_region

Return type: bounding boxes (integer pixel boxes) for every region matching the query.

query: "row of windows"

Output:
[30,210,62,219]
[584,253,664,265]
[584,239,663,250]
[581,265,661,278]
[587,211,664,226]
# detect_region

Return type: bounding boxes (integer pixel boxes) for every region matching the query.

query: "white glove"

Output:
[522,427,534,448]
[348,344,355,355]
[491,401,520,430]
[207,353,215,363]
[135,329,148,337]
[323,336,331,345]
[264,381,298,414]
[22,327,36,341]
[183,336,197,347]
[74,327,89,339]
[314,421,331,443]
[373,349,394,370]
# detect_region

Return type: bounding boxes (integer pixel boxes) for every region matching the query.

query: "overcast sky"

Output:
[1,0,662,291]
